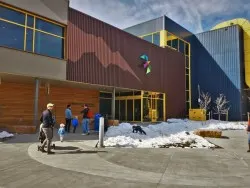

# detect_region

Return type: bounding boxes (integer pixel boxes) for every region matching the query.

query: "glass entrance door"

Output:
[116,90,165,122]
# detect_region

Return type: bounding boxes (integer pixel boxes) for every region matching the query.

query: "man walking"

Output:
[39,103,55,155]
[65,104,72,132]
[81,104,90,135]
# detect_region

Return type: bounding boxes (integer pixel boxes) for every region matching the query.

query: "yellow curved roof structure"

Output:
[212,18,250,88]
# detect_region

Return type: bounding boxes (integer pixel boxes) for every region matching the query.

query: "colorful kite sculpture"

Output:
[140,54,151,74]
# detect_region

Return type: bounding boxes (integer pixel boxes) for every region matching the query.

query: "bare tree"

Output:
[214,94,230,120]
[199,91,211,110]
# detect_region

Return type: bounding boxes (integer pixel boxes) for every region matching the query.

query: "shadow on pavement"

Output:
[2,131,99,144]
[54,146,80,150]
[55,149,108,155]
[220,136,230,139]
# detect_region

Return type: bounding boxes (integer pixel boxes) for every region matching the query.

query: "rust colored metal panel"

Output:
[67,8,185,118]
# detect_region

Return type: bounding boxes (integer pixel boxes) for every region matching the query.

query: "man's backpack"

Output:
[87,110,93,118]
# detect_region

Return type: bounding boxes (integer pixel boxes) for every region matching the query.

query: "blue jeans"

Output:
[82,118,90,133]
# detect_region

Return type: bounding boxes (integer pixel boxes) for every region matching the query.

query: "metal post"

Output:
[163,93,166,121]
[99,117,104,148]
[111,87,115,120]
[141,91,143,122]
[34,78,40,130]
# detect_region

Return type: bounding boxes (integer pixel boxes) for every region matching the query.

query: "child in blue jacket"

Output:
[58,123,66,142]
[72,116,79,133]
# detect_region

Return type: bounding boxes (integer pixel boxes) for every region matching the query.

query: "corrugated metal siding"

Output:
[123,17,164,36]
[192,25,244,120]
[67,8,186,118]
[239,27,248,120]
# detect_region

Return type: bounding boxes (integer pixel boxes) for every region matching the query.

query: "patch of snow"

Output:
[202,120,246,130]
[104,119,246,148]
[0,131,14,139]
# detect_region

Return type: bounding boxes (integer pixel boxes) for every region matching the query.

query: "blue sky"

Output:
[70,0,250,34]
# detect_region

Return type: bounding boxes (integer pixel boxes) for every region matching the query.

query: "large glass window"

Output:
[143,98,151,122]
[115,91,165,122]
[143,35,152,43]
[0,6,25,24]
[0,4,65,59]
[0,20,24,50]
[36,18,64,36]
[179,40,185,54]
[142,33,160,46]
[27,15,34,27]
[100,92,112,98]
[185,42,189,56]
[127,100,133,121]
[119,100,126,121]
[157,100,164,121]
[172,39,178,49]
[134,99,141,121]
[99,99,112,117]
[153,33,160,46]
[35,31,64,59]
[26,28,33,52]
[115,101,120,119]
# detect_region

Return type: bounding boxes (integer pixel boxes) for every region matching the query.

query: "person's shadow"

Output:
[54,146,107,155]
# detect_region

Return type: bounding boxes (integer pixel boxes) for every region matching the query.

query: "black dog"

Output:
[132,125,146,135]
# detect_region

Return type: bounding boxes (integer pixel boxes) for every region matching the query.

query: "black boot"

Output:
[38,146,46,153]
[248,144,250,152]
[47,151,55,155]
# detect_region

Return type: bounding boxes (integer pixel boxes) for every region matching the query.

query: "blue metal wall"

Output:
[164,16,193,39]
[192,25,245,120]
[124,16,164,36]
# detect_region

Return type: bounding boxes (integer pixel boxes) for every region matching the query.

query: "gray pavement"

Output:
[1,130,250,187]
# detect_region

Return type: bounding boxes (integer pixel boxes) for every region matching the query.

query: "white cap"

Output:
[47,103,54,108]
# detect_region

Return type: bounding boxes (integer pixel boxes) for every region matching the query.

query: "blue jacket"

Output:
[65,108,72,119]
[58,127,65,135]
[72,119,79,127]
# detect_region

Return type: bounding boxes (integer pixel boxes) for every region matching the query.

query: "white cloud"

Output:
[70,0,250,34]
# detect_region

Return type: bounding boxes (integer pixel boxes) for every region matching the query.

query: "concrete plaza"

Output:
[0,130,250,188]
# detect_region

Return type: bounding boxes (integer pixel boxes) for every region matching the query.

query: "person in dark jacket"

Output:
[81,104,90,135]
[39,103,55,154]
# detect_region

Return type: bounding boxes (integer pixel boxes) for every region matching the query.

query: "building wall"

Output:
[0,0,68,24]
[43,86,99,130]
[193,25,245,120]
[67,8,186,119]
[0,81,99,133]
[124,16,163,36]
[0,47,67,80]
[164,16,193,39]
[0,82,36,133]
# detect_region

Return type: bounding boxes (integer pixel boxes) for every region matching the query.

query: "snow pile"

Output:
[104,119,246,148]
[202,120,246,130]
[0,131,14,139]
